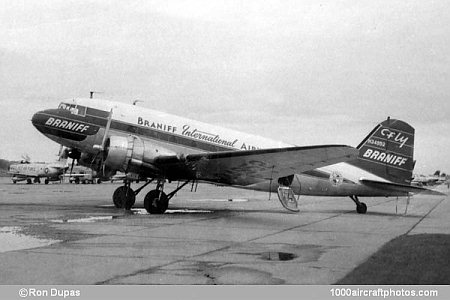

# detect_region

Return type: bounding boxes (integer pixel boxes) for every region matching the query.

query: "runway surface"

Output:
[0,177,448,284]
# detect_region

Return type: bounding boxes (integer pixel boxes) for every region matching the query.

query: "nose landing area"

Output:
[31,109,97,141]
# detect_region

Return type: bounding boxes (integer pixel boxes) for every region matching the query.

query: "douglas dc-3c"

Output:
[31,98,442,214]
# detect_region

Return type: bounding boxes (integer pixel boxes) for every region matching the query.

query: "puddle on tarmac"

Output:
[0,226,59,253]
[131,208,213,215]
[50,216,115,223]
[261,252,297,261]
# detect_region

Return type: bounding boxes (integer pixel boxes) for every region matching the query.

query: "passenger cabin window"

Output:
[58,103,87,117]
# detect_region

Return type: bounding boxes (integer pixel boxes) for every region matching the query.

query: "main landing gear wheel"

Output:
[144,190,169,214]
[112,186,136,209]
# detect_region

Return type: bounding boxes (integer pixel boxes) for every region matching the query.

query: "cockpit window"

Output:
[58,102,87,116]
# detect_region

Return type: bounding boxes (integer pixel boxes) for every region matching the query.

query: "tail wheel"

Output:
[144,190,169,214]
[356,202,367,214]
[113,186,136,209]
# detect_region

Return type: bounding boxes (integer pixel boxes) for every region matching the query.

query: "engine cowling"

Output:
[103,135,175,174]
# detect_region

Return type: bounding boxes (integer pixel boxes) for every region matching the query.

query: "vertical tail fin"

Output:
[349,118,415,184]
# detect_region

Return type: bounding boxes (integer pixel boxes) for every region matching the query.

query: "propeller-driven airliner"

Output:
[31,98,442,214]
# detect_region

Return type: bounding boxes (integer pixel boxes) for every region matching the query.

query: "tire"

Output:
[356,202,367,214]
[113,186,135,209]
[144,190,168,214]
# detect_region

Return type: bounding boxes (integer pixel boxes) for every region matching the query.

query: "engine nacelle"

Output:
[104,135,175,174]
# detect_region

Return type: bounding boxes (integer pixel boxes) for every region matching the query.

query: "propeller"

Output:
[92,108,113,176]
[69,158,76,177]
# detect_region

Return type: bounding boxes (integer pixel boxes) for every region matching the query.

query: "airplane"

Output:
[7,151,68,184]
[31,98,443,214]
[30,98,357,212]
[412,170,447,187]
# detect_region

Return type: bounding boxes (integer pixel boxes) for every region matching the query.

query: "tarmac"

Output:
[0,177,448,284]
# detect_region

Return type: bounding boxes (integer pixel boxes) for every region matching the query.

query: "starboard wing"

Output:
[155,145,358,185]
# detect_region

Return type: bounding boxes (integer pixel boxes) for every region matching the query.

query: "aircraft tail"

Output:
[349,117,414,184]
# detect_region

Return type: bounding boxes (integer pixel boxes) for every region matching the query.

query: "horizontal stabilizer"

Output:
[360,179,446,196]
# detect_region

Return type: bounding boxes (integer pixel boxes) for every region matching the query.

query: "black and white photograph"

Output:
[0,0,449,299]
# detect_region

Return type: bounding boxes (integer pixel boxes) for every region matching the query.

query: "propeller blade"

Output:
[94,108,113,151]
[70,159,75,176]
[101,108,113,150]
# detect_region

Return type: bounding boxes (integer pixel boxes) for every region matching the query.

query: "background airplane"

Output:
[31,98,443,214]
[7,151,68,184]
[412,170,448,187]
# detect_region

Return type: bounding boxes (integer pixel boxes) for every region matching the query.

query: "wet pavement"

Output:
[0,177,448,284]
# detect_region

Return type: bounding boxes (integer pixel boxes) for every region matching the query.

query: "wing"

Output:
[155,145,358,185]
[360,179,447,196]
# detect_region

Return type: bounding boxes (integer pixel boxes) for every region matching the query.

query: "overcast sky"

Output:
[0,0,449,174]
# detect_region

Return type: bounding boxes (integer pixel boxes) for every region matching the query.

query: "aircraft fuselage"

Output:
[31,98,407,197]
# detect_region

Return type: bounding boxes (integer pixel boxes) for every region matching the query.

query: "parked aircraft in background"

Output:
[7,152,68,184]
[31,98,443,214]
[412,170,448,187]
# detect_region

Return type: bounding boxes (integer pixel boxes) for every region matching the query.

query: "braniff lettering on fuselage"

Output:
[31,98,442,215]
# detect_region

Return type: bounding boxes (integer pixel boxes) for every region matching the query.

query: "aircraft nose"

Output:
[31,110,48,133]
[31,111,41,127]
[32,109,59,135]
[31,108,96,141]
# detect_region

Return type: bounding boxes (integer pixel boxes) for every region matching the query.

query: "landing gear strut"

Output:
[350,195,367,214]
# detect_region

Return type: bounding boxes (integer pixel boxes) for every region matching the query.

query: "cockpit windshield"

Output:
[58,102,87,116]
